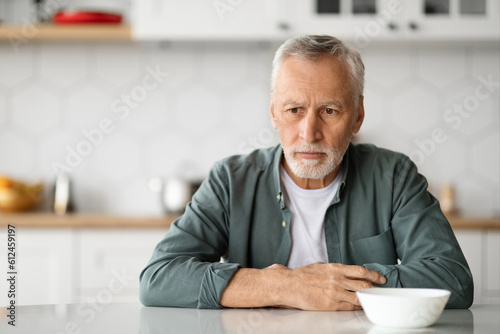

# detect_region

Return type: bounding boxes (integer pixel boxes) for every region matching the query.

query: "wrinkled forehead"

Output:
[273,55,353,104]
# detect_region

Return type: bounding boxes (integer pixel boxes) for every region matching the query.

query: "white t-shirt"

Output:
[280,166,342,269]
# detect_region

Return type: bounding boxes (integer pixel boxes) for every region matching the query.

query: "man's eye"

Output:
[324,108,337,115]
[289,108,300,114]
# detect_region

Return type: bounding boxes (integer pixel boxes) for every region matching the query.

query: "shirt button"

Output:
[282,221,286,228]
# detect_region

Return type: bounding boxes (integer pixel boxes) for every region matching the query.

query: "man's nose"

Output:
[299,111,322,143]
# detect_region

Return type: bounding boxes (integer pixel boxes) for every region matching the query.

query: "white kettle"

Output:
[149,177,202,214]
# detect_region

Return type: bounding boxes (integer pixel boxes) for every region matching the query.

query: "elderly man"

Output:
[140,35,473,310]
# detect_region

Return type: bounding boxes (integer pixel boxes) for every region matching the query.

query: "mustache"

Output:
[289,143,333,154]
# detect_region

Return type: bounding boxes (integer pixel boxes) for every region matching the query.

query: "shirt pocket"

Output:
[350,227,398,265]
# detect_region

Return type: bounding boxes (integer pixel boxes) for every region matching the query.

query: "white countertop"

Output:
[1,303,498,333]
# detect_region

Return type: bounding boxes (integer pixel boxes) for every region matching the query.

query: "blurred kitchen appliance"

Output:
[439,183,457,216]
[149,177,202,215]
[53,172,74,215]
[53,0,128,24]
[33,0,49,23]
[52,10,122,24]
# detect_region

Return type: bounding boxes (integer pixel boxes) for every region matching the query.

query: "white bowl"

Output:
[356,288,451,329]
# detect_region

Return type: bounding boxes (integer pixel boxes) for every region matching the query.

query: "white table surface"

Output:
[0,303,498,333]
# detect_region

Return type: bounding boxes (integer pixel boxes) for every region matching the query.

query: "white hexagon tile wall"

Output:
[0,42,498,216]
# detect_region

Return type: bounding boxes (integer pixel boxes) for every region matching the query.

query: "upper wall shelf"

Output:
[0,24,131,42]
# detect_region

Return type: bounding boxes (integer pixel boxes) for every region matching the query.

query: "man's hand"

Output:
[220,262,386,311]
[272,262,386,310]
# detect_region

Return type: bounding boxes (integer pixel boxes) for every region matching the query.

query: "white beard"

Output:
[282,142,348,179]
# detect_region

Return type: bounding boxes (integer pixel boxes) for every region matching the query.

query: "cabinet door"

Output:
[77,229,166,303]
[404,0,500,40]
[289,0,405,45]
[0,228,75,306]
[454,230,483,304]
[132,0,290,40]
[484,231,500,304]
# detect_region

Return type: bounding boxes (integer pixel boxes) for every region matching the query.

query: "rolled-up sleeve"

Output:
[139,162,241,309]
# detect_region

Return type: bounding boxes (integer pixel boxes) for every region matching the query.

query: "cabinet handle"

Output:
[277,22,290,31]
[387,22,398,31]
[408,21,419,30]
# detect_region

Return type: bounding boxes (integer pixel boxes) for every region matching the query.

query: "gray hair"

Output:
[271,35,365,108]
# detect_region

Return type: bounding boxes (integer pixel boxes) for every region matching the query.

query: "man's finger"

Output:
[335,290,363,310]
[346,279,381,293]
[343,265,386,285]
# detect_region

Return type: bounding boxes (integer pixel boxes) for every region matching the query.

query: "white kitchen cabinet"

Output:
[455,230,500,305]
[288,0,499,43]
[400,0,500,41]
[289,0,404,45]
[483,231,500,304]
[132,0,292,40]
[0,228,75,306]
[77,229,166,303]
[1,223,497,306]
[133,0,499,42]
[0,227,165,306]
[454,230,483,304]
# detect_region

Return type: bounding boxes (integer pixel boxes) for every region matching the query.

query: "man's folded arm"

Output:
[139,163,241,309]
[364,257,473,308]
[365,156,473,309]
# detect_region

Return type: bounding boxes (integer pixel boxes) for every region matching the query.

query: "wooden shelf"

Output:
[0,213,498,230]
[0,213,175,229]
[446,216,500,230]
[0,24,131,41]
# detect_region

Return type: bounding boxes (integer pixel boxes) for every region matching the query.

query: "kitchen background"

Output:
[0,35,498,217]
[0,0,499,308]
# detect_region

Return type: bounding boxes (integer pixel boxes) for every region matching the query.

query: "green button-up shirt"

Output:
[140,144,473,309]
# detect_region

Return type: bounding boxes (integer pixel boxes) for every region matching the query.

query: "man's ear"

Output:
[270,92,278,129]
[353,96,365,134]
